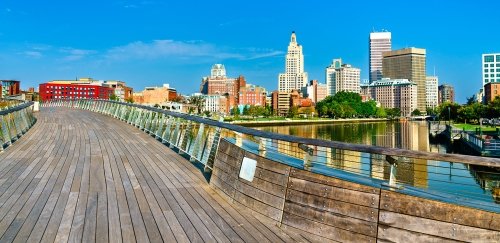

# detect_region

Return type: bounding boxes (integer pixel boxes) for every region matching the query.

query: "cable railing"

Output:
[0,99,37,152]
[41,99,500,212]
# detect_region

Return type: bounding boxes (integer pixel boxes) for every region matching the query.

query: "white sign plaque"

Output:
[239,157,257,182]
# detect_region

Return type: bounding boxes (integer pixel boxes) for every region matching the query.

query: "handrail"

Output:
[0,101,35,116]
[45,99,500,167]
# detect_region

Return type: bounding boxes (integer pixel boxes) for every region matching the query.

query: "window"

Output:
[491,64,495,67]
[485,64,489,67]
[491,69,495,72]
[485,55,494,62]
[485,69,489,73]
[497,55,500,62]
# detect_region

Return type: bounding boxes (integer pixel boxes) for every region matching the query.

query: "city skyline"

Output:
[0,0,499,103]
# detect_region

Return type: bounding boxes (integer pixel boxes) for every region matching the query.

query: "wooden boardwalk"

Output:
[0,108,320,243]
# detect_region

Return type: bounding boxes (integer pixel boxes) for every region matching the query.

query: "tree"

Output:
[437,102,460,121]
[386,108,401,118]
[411,109,422,116]
[124,97,134,103]
[171,95,186,103]
[242,105,249,116]
[109,93,118,101]
[376,107,387,118]
[203,110,211,117]
[231,106,240,116]
[188,96,205,115]
[466,95,477,105]
[287,106,299,118]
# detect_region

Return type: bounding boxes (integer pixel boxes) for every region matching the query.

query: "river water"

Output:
[252,121,500,209]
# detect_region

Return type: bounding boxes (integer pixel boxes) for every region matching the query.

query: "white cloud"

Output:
[22,51,42,58]
[105,39,283,62]
[60,48,96,61]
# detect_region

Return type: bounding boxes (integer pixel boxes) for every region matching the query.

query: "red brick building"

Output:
[484,83,500,103]
[1,80,21,98]
[238,84,267,106]
[39,78,114,101]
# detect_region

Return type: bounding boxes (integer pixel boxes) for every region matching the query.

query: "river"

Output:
[250,121,499,209]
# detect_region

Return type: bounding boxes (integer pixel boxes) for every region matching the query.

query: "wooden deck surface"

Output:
[0,108,320,243]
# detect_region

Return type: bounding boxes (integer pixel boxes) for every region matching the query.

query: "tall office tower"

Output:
[325,59,342,96]
[369,32,391,83]
[438,84,455,104]
[325,60,360,96]
[482,53,500,87]
[425,76,439,109]
[278,32,308,92]
[383,47,426,111]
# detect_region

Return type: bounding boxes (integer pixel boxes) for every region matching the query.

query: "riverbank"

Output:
[230,117,395,126]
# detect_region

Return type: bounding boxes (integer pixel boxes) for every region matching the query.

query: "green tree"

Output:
[109,93,118,101]
[231,106,240,116]
[188,96,205,115]
[376,107,387,118]
[411,109,422,116]
[386,108,401,118]
[242,105,249,116]
[466,95,477,105]
[287,106,299,118]
[124,97,134,103]
[437,102,460,121]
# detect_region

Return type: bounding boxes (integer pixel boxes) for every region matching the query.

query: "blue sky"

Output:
[0,0,498,103]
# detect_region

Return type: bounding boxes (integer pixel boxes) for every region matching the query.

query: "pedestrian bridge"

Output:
[0,99,499,242]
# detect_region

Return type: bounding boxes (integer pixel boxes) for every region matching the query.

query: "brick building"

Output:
[133,84,177,105]
[238,84,267,106]
[39,78,114,101]
[1,80,21,98]
[484,83,500,103]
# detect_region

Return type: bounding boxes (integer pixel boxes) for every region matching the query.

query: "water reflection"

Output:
[253,121,500,206]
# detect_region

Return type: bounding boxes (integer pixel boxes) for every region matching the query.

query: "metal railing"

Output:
[0,99,37,152]
[41,99,500,212]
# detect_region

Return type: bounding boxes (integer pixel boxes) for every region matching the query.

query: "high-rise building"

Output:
[278,32,308,92]
[361,78,417,117]
[325,61,361,96]
[425,76,439,109]
[369,32,391,83]
[482,53,500,87]
[200,64,245,99]
[438,84,455,104]
[383,47,426,111]
[271,91,291,116]
[325,59,342,96]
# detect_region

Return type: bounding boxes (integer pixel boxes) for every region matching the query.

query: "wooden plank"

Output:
[54,192,79,243]
[379,210,500,241]
[282,212,376,242]
[290,168,379,194]
[286,189,378,222]
[380,189,500,231]
[284,200,377,237]
[377,224,458,243]
[233,190,282,221]
[234,179,285,209]
[244,151,291,175]
[288,177,379,208]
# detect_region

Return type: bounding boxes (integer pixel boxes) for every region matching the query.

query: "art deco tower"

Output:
[278,32,308,92]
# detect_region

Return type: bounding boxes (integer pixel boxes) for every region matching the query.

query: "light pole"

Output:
[448,106,451,125]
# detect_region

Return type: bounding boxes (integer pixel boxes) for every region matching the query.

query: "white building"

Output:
[326,59,342,96]
[325,61,361,96]
[425,76,439,109]
[482,53,500,87]
[369,31,392,83]
[278,32,308,92]
[361,78,417,117]
[202,95,228,114]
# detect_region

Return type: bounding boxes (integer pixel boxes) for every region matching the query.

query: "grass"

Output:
[453,123,499,132]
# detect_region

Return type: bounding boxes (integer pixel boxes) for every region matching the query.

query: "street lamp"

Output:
[448,106,451,125]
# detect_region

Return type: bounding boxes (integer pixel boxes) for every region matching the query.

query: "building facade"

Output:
[383,47,426,111]
[104,80,133,101]
[200,64,245,97]
[301,80,328,103]
[425,76,439,109]
[438,84,455,104]
[133,84,177,105]
[369,32,391,83]
[278,32,308,92]
[272,91,291,116]
[39,78,114,101]
[238,84,267,106]
[484,83,500,103]
[361,78,417,117]
[325,59,342,96]
[1,80,21,98]
[201,94,230,115]
[482,53,500,87]
[325,62,361,96]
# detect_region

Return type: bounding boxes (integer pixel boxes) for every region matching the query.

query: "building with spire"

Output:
[278,32,308,92]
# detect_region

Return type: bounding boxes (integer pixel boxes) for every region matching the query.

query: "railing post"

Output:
[204,117,223,172]
[170,118,181,148]
[179,121,192,154]
[155,114,165,139]
[1,115,11,147]
[386,155,399,187]
[190,122,205,162]
[298,144,314,169]
[161,117,173,144]
[258,138,266,156]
